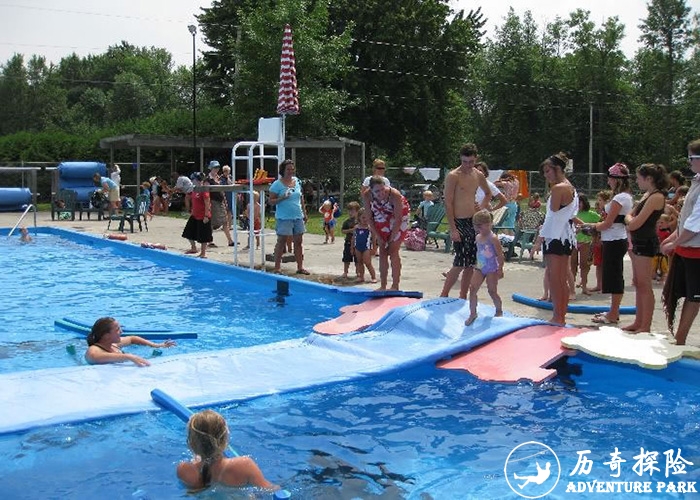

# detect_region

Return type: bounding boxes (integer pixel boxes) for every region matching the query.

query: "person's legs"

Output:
[363,250,376,281]
[623,253,655,332]
[609,293,623,322]
[377,246,389,290]
[387,240,403,290]
[440,267,463,297]
[568,260,576,300]
[293,233,305,272]
[546,254,569,325]
[458,267,475,300]
[221,204,233,245]
[355,249,365,281]
[273,234,287,272]
[675,300,700,345]
[485,273,502,316]
[571,245,579,284]
[578,242,592,294]
[540,265,550,301]
[466,271,485,325]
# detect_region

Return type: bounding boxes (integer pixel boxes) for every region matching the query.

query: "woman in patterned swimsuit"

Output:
[362,176,410,290]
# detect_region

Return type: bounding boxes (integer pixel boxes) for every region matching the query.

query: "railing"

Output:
[7,204,37,237]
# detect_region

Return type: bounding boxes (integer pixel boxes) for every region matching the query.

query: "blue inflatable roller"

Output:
[512,293,636,315]
[0,188,32,211]
[54,318,198,340]
[58,162,107,179]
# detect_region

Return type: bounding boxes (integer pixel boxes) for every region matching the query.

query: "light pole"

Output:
[188,24,197,170]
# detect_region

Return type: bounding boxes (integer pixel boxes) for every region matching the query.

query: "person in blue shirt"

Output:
[93,172,120,216]
[269,159,310,274]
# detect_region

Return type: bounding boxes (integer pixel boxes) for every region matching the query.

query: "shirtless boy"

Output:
[440,143,492,299]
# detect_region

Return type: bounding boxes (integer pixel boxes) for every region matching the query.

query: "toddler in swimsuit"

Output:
[353,208,377,283]
[465,210,505,326]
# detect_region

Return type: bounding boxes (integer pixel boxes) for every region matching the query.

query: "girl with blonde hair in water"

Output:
[177,409,278,492]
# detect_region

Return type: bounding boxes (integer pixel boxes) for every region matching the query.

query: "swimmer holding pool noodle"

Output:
[151,389,290,498]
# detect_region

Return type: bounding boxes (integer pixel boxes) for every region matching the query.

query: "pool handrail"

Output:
[7,204,37,237]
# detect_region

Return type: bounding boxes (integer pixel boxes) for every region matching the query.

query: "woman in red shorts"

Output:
[362,176,410,290]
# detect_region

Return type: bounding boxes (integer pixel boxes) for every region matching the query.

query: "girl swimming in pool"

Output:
[465,209,505,326]
[85,317,176,367]
[177,409,278,492]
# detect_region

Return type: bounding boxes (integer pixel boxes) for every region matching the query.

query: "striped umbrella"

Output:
[277,24,300,115]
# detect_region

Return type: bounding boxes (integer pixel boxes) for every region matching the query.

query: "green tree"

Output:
[0,55,29,134]
[108,71,156,122]
[637,0,693,163]
[328,0,485,165]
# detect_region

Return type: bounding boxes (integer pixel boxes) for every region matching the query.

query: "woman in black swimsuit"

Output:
[85,317,176,366]
[624,164,669,333]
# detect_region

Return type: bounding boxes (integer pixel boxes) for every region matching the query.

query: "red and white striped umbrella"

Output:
[277,24,300,115]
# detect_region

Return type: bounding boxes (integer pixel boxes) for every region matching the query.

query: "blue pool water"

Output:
[1,359,698,498]
[1,228,699,498]
[0,231,349,373]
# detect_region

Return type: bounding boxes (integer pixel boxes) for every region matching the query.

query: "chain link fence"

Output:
[527,171,642,200]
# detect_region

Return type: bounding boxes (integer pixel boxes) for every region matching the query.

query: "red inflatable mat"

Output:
[437,325,586,383]
[313,297,420,335]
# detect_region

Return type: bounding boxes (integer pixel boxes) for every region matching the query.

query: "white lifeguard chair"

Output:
[231,117,285,269]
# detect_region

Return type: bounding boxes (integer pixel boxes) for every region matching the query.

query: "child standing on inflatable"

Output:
[319,200,336,243]
[353,208,377,283]
[177,409,278,492]
[465,210,505,326]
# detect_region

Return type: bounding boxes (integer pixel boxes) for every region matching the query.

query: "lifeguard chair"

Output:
[230,117,285,268]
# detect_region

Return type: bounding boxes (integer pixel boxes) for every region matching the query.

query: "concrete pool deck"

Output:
[2,211,697,347]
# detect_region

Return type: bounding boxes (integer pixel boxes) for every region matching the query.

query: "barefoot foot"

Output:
[465,314,477,326]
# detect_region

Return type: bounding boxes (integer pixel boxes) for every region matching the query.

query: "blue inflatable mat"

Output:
[55,318,197,340]
[2,299,542,434]
[512,293,636,315]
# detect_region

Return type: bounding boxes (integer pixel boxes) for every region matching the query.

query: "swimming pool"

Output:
[0,230,351,373]
[1,357,698,498]
[1,228,698,498]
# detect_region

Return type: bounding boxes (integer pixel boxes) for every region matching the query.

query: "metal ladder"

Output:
[7,204,37,237]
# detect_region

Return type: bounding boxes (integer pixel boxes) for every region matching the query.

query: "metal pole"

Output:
[188,25,198,171]
[588,103,593,195]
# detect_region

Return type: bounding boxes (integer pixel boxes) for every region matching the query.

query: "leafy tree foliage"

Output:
[0,0,698,177]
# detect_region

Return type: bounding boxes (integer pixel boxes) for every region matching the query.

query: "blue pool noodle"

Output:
[511,293,636,315]
[63,317,173,333]
[54,318,198,340]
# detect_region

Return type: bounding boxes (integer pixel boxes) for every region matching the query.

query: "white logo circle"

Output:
[504,441,561,499]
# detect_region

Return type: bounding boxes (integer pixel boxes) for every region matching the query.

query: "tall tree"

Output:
[637,0,693,163]
[328,0,485,165]
[201,0,353,137]
[0,55,29,134]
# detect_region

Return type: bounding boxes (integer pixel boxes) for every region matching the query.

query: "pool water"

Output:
[1,228,698,498]
[1,358,698,499]
[0,232,347,373]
